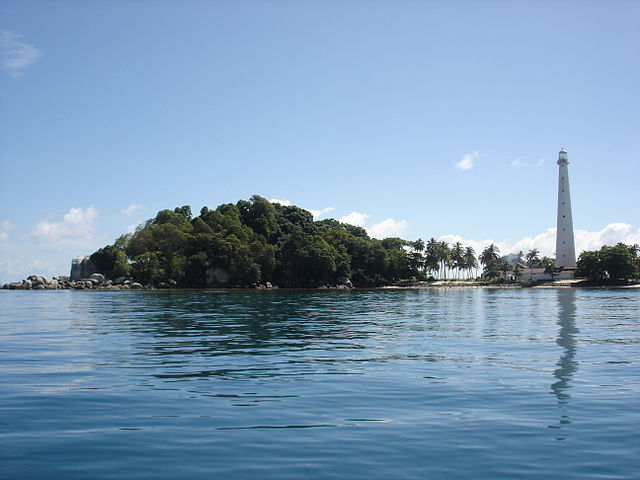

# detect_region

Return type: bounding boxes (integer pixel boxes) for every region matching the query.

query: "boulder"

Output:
[28,275,48,286]
[48,279,59,289]
[265,282,273,289]
[113,276,127,285]
[22,279,32,290]
[70,256,98,281]
[337,277,353,288]
[130,282,143,289]
[89,273,106,284]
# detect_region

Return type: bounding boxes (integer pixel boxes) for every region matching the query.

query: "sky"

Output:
[1,0,639,283]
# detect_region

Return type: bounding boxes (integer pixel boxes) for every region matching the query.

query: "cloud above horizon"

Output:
[455,151,479,171]
[29,206,101,247]
[0,220,15,243]
[0,30,42,76]
[338,211,408,239]
[268,198,333,219]
[438,222,640,258]
[122,204,141,216]
[338,211,370,227]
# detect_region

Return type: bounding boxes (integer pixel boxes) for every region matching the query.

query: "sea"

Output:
[1,288,638,479]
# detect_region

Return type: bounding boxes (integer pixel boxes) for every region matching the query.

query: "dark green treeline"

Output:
[90,195,430,287]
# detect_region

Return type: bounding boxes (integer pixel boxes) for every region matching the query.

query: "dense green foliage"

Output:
[575,243,639,280]
[90,196,447,287]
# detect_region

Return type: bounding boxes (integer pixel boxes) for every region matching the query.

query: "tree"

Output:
[541,257,562,280]
[424,238,440,279]
[575,243,639,280]
[451,242,464,279]
[525,248,541,279]
[479,244,500,269]
[463,246,477,279]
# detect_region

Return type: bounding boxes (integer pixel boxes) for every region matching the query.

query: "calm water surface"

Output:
[1,288,639,479]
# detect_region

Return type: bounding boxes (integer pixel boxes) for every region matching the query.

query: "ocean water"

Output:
[1,288,638,479]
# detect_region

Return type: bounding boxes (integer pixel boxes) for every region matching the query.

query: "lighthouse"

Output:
[555,148,576,270]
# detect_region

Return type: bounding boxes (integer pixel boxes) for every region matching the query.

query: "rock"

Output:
[57,275,69,282]
[337,277,353,288]
[130,282,143,289]
[158,282,169,288]
[34,284,46,290]
[70,256,98,281]
[28,274,48,286]
[48,279,59,289]
[22,279,32,290]
[265,282,273,289]
[89,273,106,284]
[7,281,24,290]
[113,276,126,285]
[168,279,177,287]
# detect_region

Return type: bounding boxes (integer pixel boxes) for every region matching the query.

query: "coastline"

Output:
[3,278,639,292]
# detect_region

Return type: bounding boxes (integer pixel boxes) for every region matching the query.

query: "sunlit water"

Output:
[1,288,639,479]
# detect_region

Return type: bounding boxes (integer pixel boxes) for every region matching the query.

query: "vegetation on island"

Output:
[575,243,640,281]
[86,196,639,288]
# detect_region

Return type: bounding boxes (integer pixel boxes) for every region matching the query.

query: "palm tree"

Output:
[424,238,440,279]
[479,244,500,268]
[451,242,464,279]
[525,248,540,279]
[437,241,451,280]
[464,246,477,279]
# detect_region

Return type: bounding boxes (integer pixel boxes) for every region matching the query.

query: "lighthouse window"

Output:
[563,215,565,218]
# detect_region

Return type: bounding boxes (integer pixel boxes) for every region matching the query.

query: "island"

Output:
[3,196,639,290]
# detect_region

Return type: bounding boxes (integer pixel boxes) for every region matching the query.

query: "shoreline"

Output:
[3,279,639,292]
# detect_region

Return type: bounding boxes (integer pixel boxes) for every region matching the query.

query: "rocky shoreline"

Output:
[1,273,356,291]
[4,274,638,291]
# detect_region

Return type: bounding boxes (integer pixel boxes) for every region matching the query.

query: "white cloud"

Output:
[126,221,142,234]
[510,157,524,167]
[437,223,640,259]
[536,158,545,167]
[269,198,292,206]
[455,151,479,171]
[122,204,141,216]
[269,198,332,219]
[0,220,15,243]
[339,211,371,227]
[368,218,408,239]
[29,206,99,246]
[0,30,42,76]
[308,207,334,219]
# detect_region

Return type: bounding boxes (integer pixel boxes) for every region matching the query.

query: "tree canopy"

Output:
[90,196,453,287]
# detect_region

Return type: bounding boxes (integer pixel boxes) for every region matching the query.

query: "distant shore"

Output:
[381,279,640,289]
[3,276,639,291]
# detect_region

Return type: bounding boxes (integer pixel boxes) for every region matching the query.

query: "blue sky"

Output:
[1,0,639,283]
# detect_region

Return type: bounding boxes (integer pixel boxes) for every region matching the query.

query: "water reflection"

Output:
[550,289,578,436]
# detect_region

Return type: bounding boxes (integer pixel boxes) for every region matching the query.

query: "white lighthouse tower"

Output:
[555,148,576,270]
